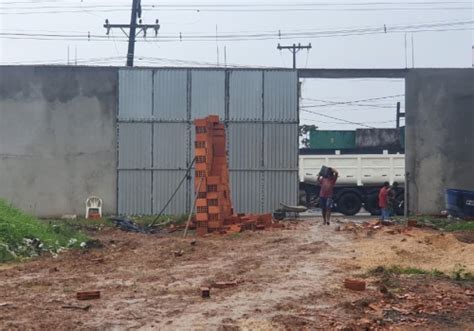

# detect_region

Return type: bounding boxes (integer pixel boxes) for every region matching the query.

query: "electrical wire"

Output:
[1,1,472,14]
[301,109,376,128]
[1,20,471,43]
[301,94,404,107]
[301,117,396,125]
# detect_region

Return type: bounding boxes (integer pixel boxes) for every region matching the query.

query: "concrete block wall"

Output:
[405,69,474,214]
[1,66,472,217]
[0,66,117,217]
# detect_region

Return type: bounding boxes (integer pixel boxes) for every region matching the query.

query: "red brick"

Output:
[207,115,220,123]
[194,119,207,127]
[76,291,101,300]
[195,148,208,156]
[196,198,208,207]
[196,213,208,221]
[407,219,418,227]
[209,205,222,214]
[196,163,209,171]
[196,227,208,236]
[208,220,222,229]
[344,279,366,291]
[207,176,220,185]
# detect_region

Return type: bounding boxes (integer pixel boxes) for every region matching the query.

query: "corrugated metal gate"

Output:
[117,68,298,215]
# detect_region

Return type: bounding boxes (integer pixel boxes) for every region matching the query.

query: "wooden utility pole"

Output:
[277,43,312,69]
[104,0,160,67]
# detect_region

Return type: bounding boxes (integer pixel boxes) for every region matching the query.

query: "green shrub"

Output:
[0,200,88,262]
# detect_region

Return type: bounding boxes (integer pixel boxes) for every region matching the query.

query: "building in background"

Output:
[306,128,405,153]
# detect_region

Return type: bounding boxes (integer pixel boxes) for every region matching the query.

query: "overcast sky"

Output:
[1,0,472,130]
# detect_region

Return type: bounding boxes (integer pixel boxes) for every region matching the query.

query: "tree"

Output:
[299,124,317,148]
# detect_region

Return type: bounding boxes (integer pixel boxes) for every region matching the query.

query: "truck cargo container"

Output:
[299,152,405,216]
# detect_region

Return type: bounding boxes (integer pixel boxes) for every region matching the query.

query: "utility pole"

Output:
[396,101,405,128]
[104,0,160,67]
[277,43,312,69]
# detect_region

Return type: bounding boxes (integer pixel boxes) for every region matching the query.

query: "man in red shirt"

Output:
[378,182,391,220]
[318,168,338,225]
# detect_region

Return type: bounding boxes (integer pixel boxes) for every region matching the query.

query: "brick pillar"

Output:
[194,115,233,235]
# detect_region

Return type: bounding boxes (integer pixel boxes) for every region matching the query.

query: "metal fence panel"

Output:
[153,123,188,169]
[118,123,152,169]
[229,70,263,121]
[118,170,152,215]
[264,70,298,121]
[191,70,225,119]
[230,171,262,213]
[228,123,262,170]
[119,69,153,119]
[153,69,188,120]
[263,171,298,211]
[118,68,298,216]
[153,170,188,215]
[264,124,298,169]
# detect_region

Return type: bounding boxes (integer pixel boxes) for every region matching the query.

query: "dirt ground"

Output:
[1,217,473,330]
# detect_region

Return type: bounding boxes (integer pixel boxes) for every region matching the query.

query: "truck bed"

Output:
[299,153,405,186]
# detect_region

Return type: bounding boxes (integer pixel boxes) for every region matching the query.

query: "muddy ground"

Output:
[0,217,473,330]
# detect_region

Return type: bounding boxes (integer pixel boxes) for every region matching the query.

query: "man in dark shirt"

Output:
[317,168,338,225]
[388,181,399,216]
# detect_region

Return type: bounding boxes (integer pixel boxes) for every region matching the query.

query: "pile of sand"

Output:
[350,228,474,274]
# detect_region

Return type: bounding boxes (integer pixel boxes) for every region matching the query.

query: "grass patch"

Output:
[371,265,474,281]
[444,221,474,232]
[370,265,445,277]
[404,216,474,232]
[46,218,113,232]
[451,264,474,281]
[0,200,89,263]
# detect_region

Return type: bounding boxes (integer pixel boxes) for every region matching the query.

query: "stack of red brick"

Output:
[193,115,277,236]
[194,115,233,236]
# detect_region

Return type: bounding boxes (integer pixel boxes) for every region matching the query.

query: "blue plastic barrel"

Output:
[445,189,474,219]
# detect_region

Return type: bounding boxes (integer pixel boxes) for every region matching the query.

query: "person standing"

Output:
[378,182,391,220]
[388,181,399,216]
[318,168,338,225]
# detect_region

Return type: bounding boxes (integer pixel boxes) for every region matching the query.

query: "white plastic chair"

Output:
[85,196,103,219]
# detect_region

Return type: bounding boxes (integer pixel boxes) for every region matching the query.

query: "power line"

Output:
[301,117,396,125]
[300,94,404,108]
[1,21,471,42]
[303,99,405,108]
[301,109,376,128]
[2,26,470,42]
[2,2,472,13]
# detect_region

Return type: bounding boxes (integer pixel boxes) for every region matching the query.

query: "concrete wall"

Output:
[0,66,117,217]
[406,69,474,214]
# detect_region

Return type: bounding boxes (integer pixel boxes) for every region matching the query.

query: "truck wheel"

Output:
[365,194,381,216]
[337,192,362,216]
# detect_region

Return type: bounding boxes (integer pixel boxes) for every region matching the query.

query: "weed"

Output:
[230,232,242,239]
[451,264,474,281]
[408,216,474,232]
[370,265,474,281]
[0,200,89,262]
[370,265,446,277]
[444,222,474,232]
[46,218,113,232]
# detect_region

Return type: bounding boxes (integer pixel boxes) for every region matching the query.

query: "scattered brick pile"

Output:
[193,115,278,236]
